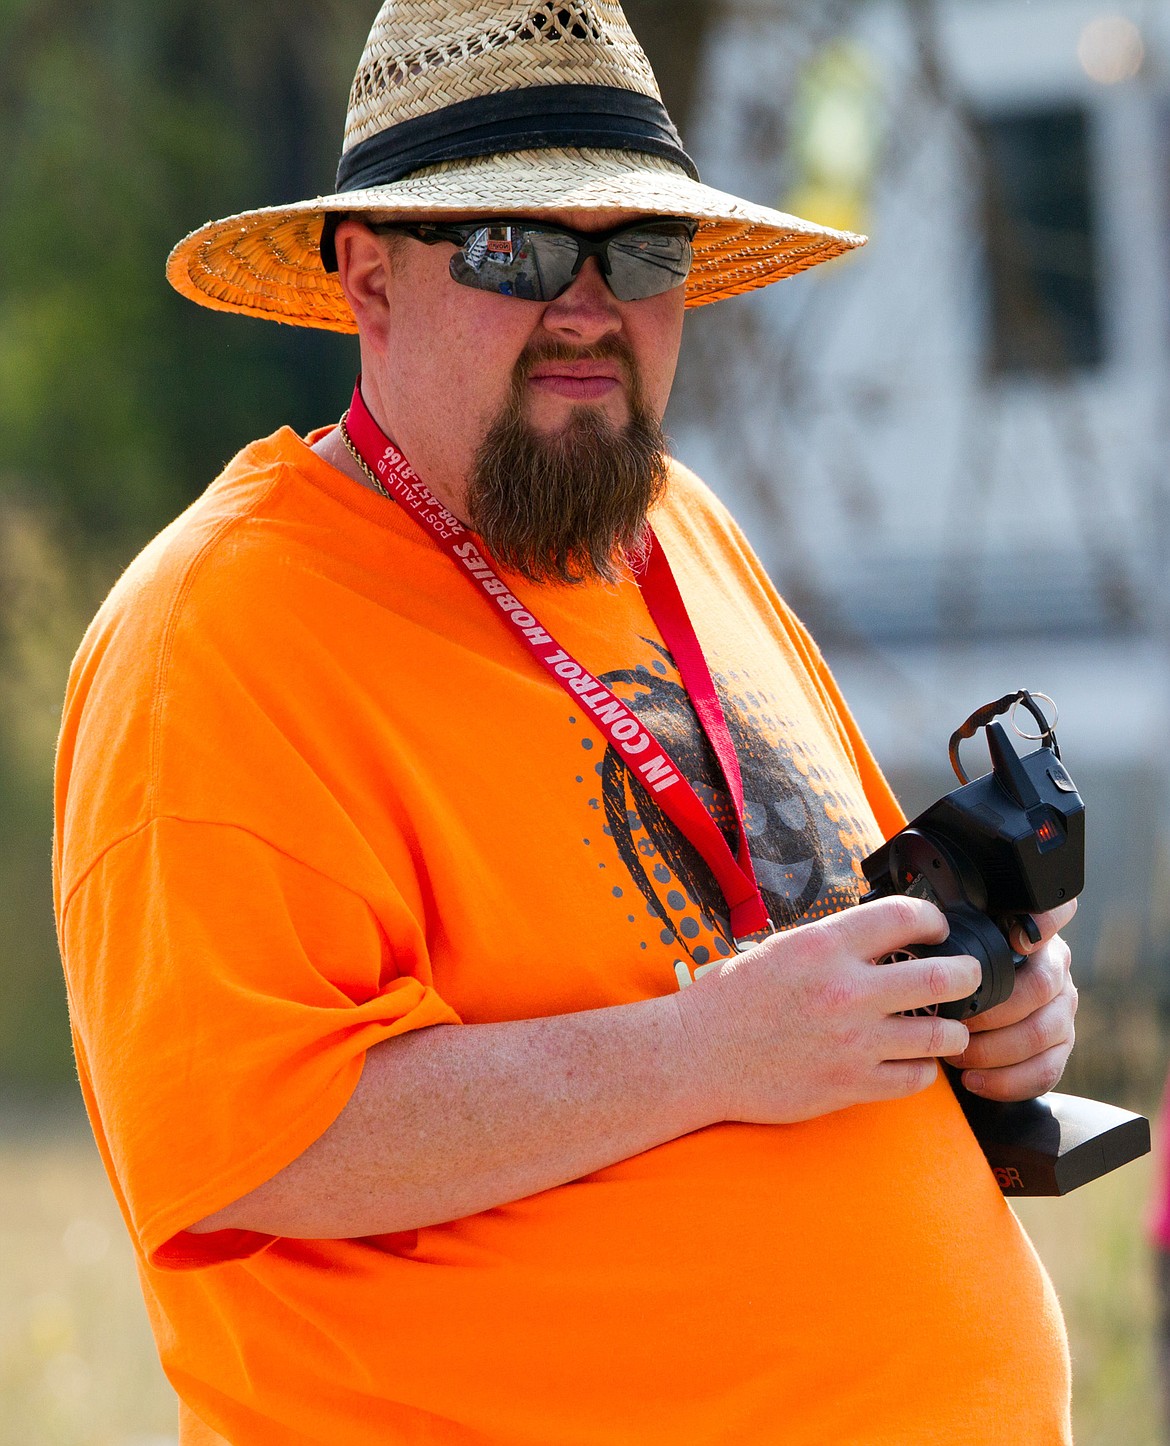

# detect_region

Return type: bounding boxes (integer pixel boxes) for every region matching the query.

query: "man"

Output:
[55,2,1078,1442]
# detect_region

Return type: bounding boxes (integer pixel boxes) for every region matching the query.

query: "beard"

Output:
[465,339,671,586]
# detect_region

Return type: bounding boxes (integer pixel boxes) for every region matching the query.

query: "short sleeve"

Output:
[59,816,460,1270]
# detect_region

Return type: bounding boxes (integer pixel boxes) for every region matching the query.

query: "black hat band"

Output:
[321,83,699,271]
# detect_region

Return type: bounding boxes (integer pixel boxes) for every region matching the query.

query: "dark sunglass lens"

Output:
[605,228,694,301]
[448,225,578,301]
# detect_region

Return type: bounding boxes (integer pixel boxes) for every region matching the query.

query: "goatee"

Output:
[466,341,670,586]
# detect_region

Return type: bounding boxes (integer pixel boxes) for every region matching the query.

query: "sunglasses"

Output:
[369,216,698,302]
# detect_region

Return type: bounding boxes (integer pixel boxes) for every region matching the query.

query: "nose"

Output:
[540,257,623,345]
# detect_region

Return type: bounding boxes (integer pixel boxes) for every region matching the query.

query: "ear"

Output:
[334,221,396,351]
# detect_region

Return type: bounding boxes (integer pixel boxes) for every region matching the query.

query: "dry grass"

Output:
[1017,1152,1160,1445]
[0,1100,1162,1444]
[0,1112,176,1446]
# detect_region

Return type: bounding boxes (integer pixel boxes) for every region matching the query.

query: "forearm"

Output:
[191,993,712,1239]
[189,897,1000,1241]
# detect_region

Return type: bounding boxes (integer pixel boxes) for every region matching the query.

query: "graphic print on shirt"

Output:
[572,639,881,981]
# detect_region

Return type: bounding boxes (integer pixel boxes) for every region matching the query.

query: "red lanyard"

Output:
[343,380,770,942]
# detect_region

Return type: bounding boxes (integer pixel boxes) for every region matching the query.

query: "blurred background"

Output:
[2,0,1168,1440]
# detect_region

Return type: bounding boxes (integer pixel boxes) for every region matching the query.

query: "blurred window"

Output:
[975,106,1103,374]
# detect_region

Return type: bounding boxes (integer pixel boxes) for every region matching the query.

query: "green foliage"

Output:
[0,0,370,1086]
[0,499,95,1088]
[0,0,368,541]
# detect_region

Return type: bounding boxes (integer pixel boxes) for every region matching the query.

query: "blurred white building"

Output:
[670,0,1170,987]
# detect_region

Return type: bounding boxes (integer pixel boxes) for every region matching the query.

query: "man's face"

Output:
[357,207,687,582]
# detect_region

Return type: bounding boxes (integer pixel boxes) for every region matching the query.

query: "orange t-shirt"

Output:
[55,429,1070,1445]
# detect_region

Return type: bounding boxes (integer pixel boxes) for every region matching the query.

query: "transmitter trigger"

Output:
[1013,914,1042,949]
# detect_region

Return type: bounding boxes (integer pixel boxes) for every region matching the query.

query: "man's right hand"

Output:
[675,897,979,1125]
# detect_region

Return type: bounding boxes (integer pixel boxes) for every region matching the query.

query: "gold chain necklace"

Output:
[338,411,392,499]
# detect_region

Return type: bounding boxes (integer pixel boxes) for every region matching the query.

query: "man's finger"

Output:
[947,994,1074,1073]
[966,937,1072,1033]
[881,1012,970,1062]
[960,1041,1072,1102]
[1011,900,1077,954]
[810,895,950,961]
[873,952,983,1014]
[870,1057,941,1100]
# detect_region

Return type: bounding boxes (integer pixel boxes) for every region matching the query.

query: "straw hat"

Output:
[166,0,866,332]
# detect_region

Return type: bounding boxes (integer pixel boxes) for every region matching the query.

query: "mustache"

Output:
[512,336,636,388]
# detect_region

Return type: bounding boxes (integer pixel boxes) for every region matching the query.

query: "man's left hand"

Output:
[945,900,1078,1101]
